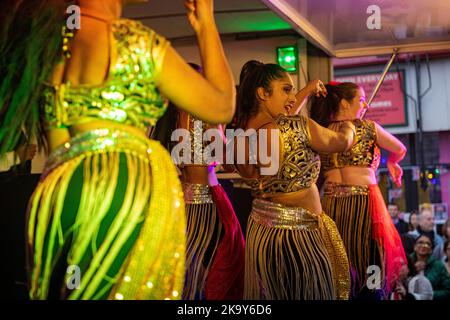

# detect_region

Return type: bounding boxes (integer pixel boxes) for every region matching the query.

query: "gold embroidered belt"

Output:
[182,183,214,204]
[251,198,319,230]
[44,128,152,176]
[323,182,369,197]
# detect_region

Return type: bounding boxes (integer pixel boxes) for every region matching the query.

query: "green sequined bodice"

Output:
[43,19,169,131]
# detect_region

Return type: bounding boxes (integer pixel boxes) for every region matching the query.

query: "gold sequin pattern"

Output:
[28,128,186,300]
[43,19,170,130]
[251,198,319,230]
[44,128,153,175]
[182,183,214,204]
[108,134,186,300]
[179,115,211,166]
[323,181,370,197]
[321,119,380,173]
[320,214,351,300]
[245,115,320,197]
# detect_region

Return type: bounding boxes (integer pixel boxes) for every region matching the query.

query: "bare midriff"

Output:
[181,165,218,186]
[70,120,148,139]
[260,184,322,215]
[324,166,377,186]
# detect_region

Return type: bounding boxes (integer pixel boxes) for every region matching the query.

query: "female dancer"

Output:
[309,82,407,299]
[0,0,235,299]
[232,60,354,300]
[153,63,245,300]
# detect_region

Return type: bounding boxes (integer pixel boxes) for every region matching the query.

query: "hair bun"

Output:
[239,60,264,84]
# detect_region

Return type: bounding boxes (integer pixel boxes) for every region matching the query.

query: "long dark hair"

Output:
[308,82,359,127]
[0,0,72,155]
[233,60,286,129]
[405,254,416,277]
[409,210,418,231]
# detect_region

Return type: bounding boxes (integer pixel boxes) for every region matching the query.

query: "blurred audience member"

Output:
[409,205,444,260]
[442,219,450,242]
[409,210,419,232]
[444,240,450,275]
[389,203,409,235]
[401,233,416,256]
[410,235,450,300]
[391,254,433,300]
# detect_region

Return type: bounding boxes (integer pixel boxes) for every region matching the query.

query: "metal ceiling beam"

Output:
[335,41,450,58]
[263,0,450,58]
[262,0,335,56]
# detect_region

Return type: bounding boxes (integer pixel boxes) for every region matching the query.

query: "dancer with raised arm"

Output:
[153,63,245,300]
[232,60,354,300]
[309,82,407,299]
[0,0,235,299]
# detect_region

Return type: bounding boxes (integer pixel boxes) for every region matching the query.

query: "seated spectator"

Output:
[409,204,444,260]
[389,203,409,235]
[410,235,450,300]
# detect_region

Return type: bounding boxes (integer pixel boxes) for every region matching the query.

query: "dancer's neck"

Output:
[334,109,359,122]
[333,116,359,122]
[79,0,122,21]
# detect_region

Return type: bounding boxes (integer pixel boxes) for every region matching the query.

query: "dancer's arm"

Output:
[375,122,406,187]
[156,0,235,125]
[46,128,71,152]
[294,79,327,114]
[308,118,355,153]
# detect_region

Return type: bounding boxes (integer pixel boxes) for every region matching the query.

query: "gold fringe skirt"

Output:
[27,128,186,300]
[182,183,222,300]
[244,198,350,300]
[322,182,384,297]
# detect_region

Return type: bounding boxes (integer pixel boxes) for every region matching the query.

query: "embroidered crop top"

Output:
[177,113,213,167]
[42,19,169,131]
[320,119,380,173]
[244,115,321,197]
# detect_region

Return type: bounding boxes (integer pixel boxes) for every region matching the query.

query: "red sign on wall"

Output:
[335,71,407,127]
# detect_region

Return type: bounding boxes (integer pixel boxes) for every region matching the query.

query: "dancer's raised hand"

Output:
[185,0,215,34]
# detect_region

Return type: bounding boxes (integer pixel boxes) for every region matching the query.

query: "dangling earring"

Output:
[61,25,75,59]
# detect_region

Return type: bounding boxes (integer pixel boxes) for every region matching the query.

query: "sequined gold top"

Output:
[321,119,380,172]
[244,115,321,197]
[42,19,169,131]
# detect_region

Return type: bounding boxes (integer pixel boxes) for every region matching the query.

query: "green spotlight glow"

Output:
[277,46,298,72]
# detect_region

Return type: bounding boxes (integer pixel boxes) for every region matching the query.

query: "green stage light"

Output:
[277,45,298,72]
